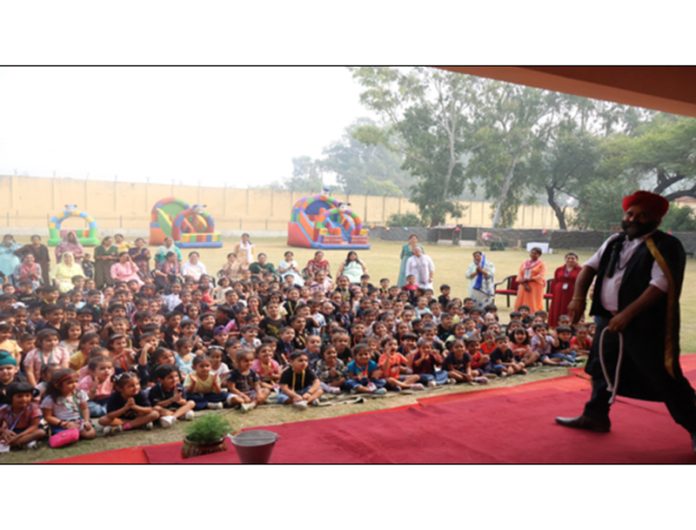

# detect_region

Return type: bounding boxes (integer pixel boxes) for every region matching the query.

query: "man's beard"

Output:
[621,219,659,240]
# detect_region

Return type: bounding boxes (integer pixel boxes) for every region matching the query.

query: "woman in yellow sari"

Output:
[514,247,546,313]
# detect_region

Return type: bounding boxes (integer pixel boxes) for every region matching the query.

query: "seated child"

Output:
[277,351,323,409]
[184,354,235,410]
[251,342,282,391]
[530,324,563,366]
[509,328,539,367]
[0,322,21,363]
[59,320,82,355]
[108,334,136,373]
[36,362,61,401]
[69,332,102,372]
[465,338,496,378]
[443,339,487,384]
[550,326,577,365]
[23,328,70,388]
[570,325,592,361]
[489,335,527,376]
[275,327,295,366]
[0,351,27,405]
[148,364,196,426]
[207,346,230,385]
[174,337,195,375]
[226,349,270,412]
[377,337,424,391]
[312,344,346,394]
[99,371,160,435]
[0,382,46,451]
[41,368,96,441]
[344,343,387,395]
[410,339,448,387]
[480,332,497,357]
[77,355,114,418]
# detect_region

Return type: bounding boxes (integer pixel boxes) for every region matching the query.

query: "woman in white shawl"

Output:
[466,251,495,309]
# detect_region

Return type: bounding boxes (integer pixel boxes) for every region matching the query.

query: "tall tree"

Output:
[528,122,601,229]
[321,118,412,196]
[351,67,475,226]
[284,156,324,192]
[601,114,696,200]
[465,82,561,227]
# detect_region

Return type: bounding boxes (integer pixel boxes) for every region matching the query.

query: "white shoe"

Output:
[26,440,39,450]
[159,416,176,429]
[207,402,224,410]
[184,410,195,421]
[240,402,256,413]
[292,400,308,410]
[144,422,154,430]
[411,383,425,391]
[427,380,437,388]
[103,425,122,437]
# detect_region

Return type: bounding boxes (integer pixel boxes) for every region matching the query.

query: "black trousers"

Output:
[583,317,696,434]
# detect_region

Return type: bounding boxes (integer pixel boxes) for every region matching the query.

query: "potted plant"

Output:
[181,414,234,459]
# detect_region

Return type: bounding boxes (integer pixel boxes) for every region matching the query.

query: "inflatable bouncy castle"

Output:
[47,205,100,247]
[149,198,222,248]
[287,194,370,250]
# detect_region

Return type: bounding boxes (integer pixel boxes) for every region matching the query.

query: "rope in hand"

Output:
[598,327,624,405]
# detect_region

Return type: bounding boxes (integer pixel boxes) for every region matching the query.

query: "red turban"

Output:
[622,191,669,218]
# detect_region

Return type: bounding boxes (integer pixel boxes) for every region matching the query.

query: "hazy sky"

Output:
[0,67,375,187]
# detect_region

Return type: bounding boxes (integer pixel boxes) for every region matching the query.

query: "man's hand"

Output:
[607,311,633,333]
[567,298,586,324]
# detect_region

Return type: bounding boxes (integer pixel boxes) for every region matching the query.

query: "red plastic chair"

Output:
[543,279,554,311]
[494,275,520,308]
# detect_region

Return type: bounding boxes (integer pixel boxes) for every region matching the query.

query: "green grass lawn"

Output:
[3,236,695,464]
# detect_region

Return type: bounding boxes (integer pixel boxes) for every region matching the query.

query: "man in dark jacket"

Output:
[556,190,696,453]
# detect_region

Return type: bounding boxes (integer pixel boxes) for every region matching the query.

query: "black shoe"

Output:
[555,415,611,433]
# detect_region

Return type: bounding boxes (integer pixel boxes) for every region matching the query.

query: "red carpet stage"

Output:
[46,356,696,464]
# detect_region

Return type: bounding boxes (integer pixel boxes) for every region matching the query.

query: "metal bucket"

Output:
[229,430,279,464]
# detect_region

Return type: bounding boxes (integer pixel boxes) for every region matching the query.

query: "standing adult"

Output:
[398,234,424,287]
[94,236,118,289]
[336,251,367,285]
[405,246,435,291]
[556,191,696,453]
[548,252,582,327]
[128,237,151,278]
[234,233,254,270]
[55,231,84,264]
[0,235,21,281]
[466,251,495,310]
[17,235,51,286]
[514,247,546,313]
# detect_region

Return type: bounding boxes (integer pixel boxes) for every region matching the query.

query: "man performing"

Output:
[556,190,696,453]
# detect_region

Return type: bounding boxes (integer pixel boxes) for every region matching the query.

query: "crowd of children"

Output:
[0,237,594,452]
